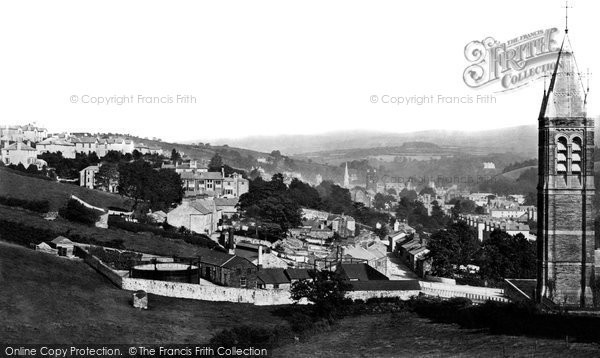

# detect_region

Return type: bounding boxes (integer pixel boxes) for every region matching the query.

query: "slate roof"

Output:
[337,263,388,281]
[4,142,36,151]
[72,137,98,143]
[285,268,312,281]
[257,268,290,285]
[214,197,239,207]
[51,236,74,245]
[222,255,253,269]
[196,248,237,267]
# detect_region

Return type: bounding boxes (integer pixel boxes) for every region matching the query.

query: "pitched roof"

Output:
[257,268,290,285]
[214,197,239,206]
[51,236,73,245]
[338,263,388,281]
[5,142,36,151]
[72,137,98,143]
[222,255,253,269]
[195,247,237,267]
[189,201,213,215]
[285,268,312,281]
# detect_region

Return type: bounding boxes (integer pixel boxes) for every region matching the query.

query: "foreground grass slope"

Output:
[0,167,131,211]
[275,312,600,357]
[0,242,285,344]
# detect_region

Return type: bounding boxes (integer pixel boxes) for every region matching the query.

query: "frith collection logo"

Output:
[463,28,561,92]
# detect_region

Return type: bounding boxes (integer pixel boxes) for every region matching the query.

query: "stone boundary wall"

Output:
[347,290,421,301]
[80,247,512,305]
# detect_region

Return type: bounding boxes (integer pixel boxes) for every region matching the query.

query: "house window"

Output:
[240,277,247,287]
[236,268,241,275]
[274,284,279,289]
[246,268,252,274]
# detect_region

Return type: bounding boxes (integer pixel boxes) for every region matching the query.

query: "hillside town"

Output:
[0,122,542,297]
[2,3,600,353]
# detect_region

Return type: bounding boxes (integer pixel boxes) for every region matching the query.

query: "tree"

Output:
[290,270,352,318]
[237,174,302,235]
[419,187,436,196]
[426,221,479,278]
[478,230,536,282]
[96,163,119,192]
[373,193,395,211]
[118,160,183,211]
[209,153,223,171]
[170,148,182,163]
[288,178,322,209]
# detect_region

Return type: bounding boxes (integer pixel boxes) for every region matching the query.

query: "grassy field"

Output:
[274,312,600,357]
[0,205,214,257]
[0,242,286,344]
[0,167,131,211]
[2,241,600,356]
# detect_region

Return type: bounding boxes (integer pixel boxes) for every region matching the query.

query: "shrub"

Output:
[59,199,102,225]
[88,246,142,270]
[0,196,50,213]
[209,325,282,349]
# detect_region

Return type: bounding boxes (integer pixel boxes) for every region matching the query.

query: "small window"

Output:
[247,268,252,274]
[240,277,247,287]
[236,268,241,275]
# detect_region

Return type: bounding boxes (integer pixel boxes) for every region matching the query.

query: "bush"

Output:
[0,219,124,250]
[406,296,600,343]
[209,325,284,349]
[0,196,50,213]
[59,199,102,225]
[88,246,142,270]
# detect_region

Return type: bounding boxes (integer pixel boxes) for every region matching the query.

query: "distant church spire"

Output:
[343,162,350,188]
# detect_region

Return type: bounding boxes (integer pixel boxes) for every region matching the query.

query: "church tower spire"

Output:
[536,10,596,307]
[343,162,350,188]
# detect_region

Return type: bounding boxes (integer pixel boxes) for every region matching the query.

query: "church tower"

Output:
[536,27,595,307]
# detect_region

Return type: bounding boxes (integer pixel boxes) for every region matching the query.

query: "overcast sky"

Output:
[1,0,598,142]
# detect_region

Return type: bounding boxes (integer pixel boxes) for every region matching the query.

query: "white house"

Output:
[80,165,100,189]
[1,142,38,167]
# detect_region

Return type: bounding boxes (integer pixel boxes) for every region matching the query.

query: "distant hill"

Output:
[501,166,537,181]
[201,119,600,156]
[201,125,540,156]
[0,167,131,211]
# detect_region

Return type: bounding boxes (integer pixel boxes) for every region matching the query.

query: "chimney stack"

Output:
[258,245,263,268]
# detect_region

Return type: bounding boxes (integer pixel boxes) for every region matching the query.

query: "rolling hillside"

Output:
[0,167,131,211]
[0,242,285,344]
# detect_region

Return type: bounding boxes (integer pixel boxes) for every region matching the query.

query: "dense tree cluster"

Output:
[237,174,303,235]
[395,197,448,233]
[426,221,537,285]
[118,160,184,211]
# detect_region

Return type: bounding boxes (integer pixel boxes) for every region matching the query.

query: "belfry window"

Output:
[572,137,582,174]
[556,137,568,174]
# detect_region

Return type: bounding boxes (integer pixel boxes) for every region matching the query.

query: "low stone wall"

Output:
[121,278,296,305]
[78,246,123,287]
[420,281,508,303]
[347,290,421,301]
